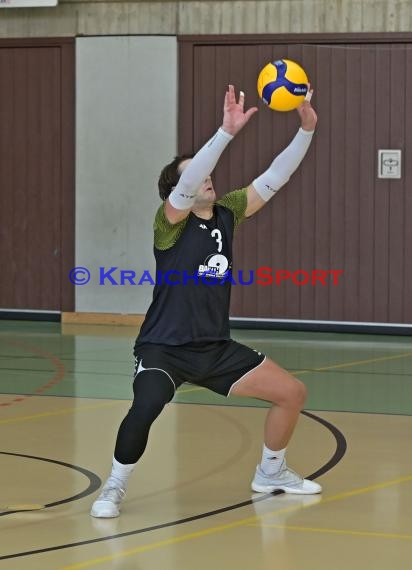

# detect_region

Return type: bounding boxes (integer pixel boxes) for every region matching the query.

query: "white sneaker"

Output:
[90,486,126,518]
[251,464,322,495]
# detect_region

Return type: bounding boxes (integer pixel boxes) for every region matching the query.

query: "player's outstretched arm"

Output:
[245,92,317,218]
[165,85,258,224]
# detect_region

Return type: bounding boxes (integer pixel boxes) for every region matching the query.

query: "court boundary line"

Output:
[248,522,412,541]
[0,410,346,561]
[60,474,412,569]
[0,340,66,407]
[0,451,101,517]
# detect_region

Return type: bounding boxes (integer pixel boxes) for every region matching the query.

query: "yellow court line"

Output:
[248,523,412,541]
[176,351,412,396]
[0,400,125,425]
[315,474,412,504]
[177,386,205,394]
[59,501,318,570]
[177,351,412,395]
[292,350,412,376]
[4,352,412,410]
[60,474,412,570]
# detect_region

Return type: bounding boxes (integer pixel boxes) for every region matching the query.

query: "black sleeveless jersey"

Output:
[137,189,247,345]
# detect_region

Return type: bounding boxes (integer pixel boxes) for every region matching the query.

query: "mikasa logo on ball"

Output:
[293,87,306,93]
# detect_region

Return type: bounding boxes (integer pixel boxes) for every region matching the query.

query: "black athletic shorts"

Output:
[133,339,266,397]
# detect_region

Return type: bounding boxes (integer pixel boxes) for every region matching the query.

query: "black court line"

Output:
[0,452,101,517]
[292,366,411,378]
[0,410,346,561]
[176,398,412,417]
[2,366,412,379]
[0,367,131,378]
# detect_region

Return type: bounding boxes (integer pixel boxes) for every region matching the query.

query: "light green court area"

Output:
[0,320,412,415]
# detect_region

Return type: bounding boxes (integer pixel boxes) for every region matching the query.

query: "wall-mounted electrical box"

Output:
[378,149,402,179]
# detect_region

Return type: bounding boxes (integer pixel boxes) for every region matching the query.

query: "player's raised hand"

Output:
[221,85,258,137]
[296,87,317,132]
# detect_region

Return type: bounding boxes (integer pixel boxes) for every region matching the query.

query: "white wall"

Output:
[76,36,177,313]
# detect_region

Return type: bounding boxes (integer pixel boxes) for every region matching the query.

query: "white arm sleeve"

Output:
[252,128,314,201]
[168,128,233,210]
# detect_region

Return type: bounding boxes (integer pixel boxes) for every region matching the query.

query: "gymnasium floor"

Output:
[1,320,412,569]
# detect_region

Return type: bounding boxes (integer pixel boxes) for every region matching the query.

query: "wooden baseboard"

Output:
[61,312,146,326]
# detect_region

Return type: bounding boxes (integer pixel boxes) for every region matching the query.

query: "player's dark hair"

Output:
[158,154,194,201]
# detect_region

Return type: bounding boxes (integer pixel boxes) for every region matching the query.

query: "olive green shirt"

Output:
[154,188,248,251]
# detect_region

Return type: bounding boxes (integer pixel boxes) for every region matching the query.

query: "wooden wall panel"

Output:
[404,48,412,322]
[179,35,412,324]
[387,47,407,323]
[358,47,377,323]
[0,39,74,311]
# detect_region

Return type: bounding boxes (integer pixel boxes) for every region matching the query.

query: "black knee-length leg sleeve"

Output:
[114,369,175,464]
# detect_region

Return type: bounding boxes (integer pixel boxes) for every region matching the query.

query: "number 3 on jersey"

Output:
[211,229,223,252]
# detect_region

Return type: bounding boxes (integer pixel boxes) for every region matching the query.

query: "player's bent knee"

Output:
[276,378,307,409]
[114,370,175,465]
[131,369,175,418]
[294,379,307,409]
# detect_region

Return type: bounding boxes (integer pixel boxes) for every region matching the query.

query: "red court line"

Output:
[0,340,66,407]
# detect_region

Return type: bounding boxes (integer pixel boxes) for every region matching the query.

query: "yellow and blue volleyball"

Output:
[257,59,309,112]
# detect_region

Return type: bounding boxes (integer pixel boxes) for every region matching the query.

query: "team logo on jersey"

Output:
[198,253,230,279]
[199,224,207,229]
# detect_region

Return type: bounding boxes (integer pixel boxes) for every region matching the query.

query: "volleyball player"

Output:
[91,85,321,518]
